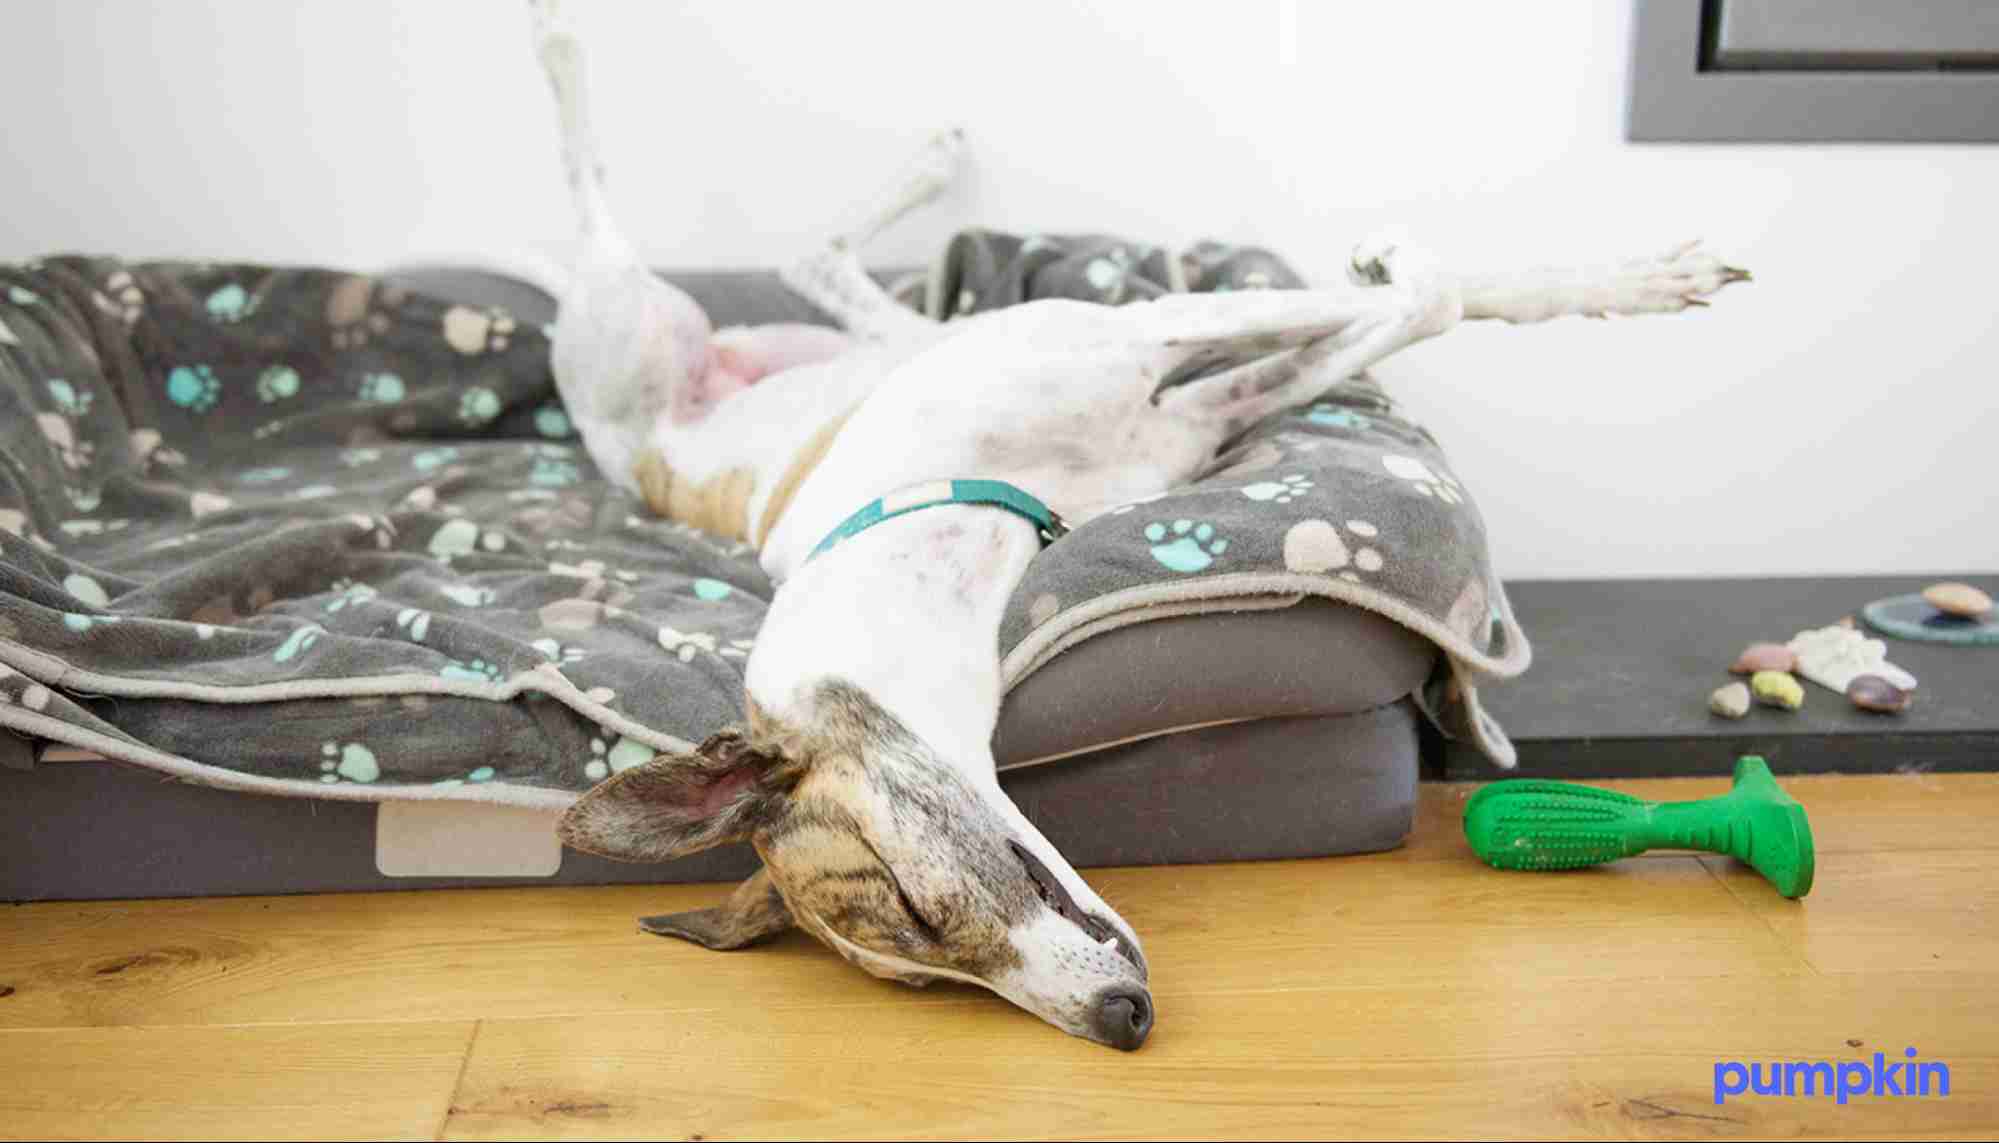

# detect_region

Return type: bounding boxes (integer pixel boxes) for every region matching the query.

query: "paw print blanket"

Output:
[0,257,758,807]
[0,244,1526,809]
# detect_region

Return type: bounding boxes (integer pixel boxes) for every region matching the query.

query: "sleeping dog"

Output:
[531,1,1747,1050]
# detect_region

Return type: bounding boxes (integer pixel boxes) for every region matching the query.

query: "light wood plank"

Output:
[0,853,1799,1030]
[441,976,1998,1141]
[5,772,1996,1140]
[1703,848,1999,976]
[0,1020,475,1142]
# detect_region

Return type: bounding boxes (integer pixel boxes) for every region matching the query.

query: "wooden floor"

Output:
[3,772,1996,1141]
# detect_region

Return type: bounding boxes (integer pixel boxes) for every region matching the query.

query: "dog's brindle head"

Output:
[558,681,1153,1050]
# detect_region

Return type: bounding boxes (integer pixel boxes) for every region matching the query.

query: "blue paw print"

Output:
[534,405,573,438]
[1240,474,1313,504]
[529,456,580,488]
[324,579,377,612]
[440,658,502,682]
[62,612,121,633]
[238,465,291,485]
[412,446,459,474]
[1307,404,1372,431]
[167,365,222,412]
[692,578,732,602]
[358,372,405,404]
[273,624,323,662]
[205,283,253,323]
[458,386,501,426]
[47,378,93,417]
[256,365,300,403]
[1145,519,1229,572]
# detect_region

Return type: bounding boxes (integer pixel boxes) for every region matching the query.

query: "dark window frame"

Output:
[1626,0,1999,142]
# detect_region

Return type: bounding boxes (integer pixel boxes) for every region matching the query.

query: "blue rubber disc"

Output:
[1861,593,1999,646]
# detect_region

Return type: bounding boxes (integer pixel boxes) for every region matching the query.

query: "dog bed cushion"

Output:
[0,243,1524,813]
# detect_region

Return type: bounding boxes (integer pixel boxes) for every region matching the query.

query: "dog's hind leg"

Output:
[1151,231,1748,435]
[531,0,734,492]
[1453,238,1749,323]
[1139,239,1466,435]
[778,129,965,343]
[703,131,968,385]
[531,0,635,257]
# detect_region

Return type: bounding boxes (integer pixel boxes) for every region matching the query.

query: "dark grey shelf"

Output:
[1439,575,1999,779]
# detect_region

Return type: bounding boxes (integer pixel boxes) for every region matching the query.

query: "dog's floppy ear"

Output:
[639,866,794,949]
[558,730,798,862]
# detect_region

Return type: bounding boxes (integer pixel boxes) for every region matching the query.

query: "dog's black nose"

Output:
[1093,986,1154,1051]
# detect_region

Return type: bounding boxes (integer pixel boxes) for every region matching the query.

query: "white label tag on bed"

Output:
[374,800,564,878]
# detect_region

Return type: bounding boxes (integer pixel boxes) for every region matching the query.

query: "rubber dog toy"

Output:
[1462,755,1814,898]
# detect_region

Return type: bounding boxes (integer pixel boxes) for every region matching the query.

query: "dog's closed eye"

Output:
[857,836,944,943]
[890,877,943,944]
[1011,840,1144,974]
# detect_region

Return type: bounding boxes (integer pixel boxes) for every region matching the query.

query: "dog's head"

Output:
[558,681,1153,1050]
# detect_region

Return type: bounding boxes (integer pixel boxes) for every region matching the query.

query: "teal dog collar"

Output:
[808,479,1069,562]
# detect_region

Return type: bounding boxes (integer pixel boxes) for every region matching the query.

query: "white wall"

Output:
[4,1,1994,580]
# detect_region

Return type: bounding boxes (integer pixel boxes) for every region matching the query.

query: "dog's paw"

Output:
[1348,229,1407,287]
[909,127,968,192]
[1614,240,1751,314]
[1348,227,1447,292]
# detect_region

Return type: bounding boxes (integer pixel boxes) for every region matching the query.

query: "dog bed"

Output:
[0,243,1527,900]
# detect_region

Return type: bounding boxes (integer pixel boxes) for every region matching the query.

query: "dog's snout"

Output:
[1093,986,1154,1051]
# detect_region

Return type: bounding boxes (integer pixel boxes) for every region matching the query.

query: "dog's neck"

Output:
[744,504,1043,775]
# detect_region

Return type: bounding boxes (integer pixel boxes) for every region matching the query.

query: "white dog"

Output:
[533,2,1747,1050]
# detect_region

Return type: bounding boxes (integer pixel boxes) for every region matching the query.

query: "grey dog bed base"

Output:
[7,596,1431,899]
[4,702,1420,900]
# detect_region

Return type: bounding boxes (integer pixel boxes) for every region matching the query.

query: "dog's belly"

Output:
[634,346,907,546]
[636,406,857,545]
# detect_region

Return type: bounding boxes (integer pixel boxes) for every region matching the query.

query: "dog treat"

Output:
[1708,681,1751,719]
[1729,642,1797,675]
[1787,624,1917,695]
[1750,670,1804,710]
[1846,674,1911,714]
[1462,755,1814,898]
[1923,582,1994,621]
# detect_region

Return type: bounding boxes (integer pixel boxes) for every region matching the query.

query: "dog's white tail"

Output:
[531,0,628,257]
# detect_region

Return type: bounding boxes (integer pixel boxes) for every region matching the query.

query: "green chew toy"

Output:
[1462,755,1814,898]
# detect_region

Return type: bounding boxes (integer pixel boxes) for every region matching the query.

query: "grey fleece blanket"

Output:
[0,239,1525,810]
